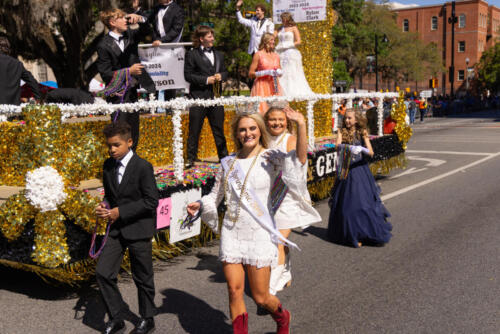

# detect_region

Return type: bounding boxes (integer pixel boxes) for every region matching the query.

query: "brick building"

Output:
[357,0,500,95]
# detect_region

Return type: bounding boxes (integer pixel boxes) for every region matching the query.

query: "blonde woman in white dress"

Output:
[274,12,313,96]
[264,105,321,295]
[187,108,310,334]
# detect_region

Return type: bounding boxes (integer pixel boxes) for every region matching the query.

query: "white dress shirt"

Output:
[201,46,215,66]
[109,31,125,52]
[116,150,134,184]
[236,11,274,54]
[157,2,173,38]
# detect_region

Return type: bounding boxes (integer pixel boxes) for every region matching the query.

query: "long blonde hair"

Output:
[280,12,296,27]
[340,109,368,144]
[264,106,294,134]
[231,113,270,151]
[258,33,275,51]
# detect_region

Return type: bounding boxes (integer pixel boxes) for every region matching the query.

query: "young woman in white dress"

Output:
[264,106,321,295]
[186,108,308,334]
[274,12,313,96]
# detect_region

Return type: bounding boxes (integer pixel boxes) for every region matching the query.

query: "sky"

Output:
[389,0,500,8]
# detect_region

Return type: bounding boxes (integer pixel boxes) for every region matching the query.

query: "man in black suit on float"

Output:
[135,0,184,102]
[96,8,156,152]
[0,37,41,105]
[184,25,228,167]
[96,122,159,334]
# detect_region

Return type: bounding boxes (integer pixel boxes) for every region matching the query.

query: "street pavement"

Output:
[1,111,499,334]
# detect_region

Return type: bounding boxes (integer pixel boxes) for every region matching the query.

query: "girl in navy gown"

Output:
[327,109,392,247]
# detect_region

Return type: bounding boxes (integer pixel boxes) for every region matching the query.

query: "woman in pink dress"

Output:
[249,33,283,114]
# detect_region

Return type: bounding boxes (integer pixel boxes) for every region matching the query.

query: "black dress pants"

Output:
[96,235,155,320]
[187,105,228,162]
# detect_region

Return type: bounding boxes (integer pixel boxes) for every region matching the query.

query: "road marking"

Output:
[381,152,500,201]
[389,167,428,179]
[406,150,491,156]
[407,156,446,167]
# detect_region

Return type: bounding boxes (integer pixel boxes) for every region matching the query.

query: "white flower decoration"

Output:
[25,166,67,212]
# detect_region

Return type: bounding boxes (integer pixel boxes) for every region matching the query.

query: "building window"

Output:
[458,14,466,28]
[403,19,409,32]
[431,16,438,30]
[479,40,484,52]
[458,70,465,81]
[458,41,465,52]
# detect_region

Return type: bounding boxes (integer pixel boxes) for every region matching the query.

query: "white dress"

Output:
[275,29,313,96]
[200,149,308,268]
[269,133,322,230]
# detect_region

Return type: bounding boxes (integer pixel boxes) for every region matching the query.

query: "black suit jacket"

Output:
[96,26,155,102]
[145,2,184,43]
[184,48,228,100]
[102,154,159,240]
[0,54,41,105]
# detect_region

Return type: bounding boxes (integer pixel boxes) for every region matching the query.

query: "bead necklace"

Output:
[223,148,262,223]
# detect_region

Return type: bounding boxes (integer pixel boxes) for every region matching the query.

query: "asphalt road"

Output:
[1,111,499,334]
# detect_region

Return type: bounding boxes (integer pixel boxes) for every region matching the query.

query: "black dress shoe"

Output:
[103,319,125,334]
[130,318,155,334]
[184,160,193,169]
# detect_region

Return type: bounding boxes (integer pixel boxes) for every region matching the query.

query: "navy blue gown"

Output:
[327,140,392,247]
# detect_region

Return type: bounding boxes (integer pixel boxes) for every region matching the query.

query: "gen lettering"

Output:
[315,152,335,177]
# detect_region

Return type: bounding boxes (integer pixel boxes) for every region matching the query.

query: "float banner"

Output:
[169,188,202,244]
[307,147,336,182]
[138,44,189,92]
[273,0,327,23]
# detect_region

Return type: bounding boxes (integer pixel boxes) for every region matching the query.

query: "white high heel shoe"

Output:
[269,264,285,295]
[276,253,292,292]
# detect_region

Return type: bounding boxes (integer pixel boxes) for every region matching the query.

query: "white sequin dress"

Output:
[200,149,307,268]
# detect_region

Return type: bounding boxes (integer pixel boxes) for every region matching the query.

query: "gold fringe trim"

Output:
[369,153,408,175]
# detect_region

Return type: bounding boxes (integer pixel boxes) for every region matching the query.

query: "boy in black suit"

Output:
[97,8,156,152]
[95,122,159,334]
[184,25,228,167]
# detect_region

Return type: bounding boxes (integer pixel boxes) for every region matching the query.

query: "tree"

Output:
[476,43,500,94]
[0,1,134,89]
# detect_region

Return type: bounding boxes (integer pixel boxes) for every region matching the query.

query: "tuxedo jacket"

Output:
[0,54,41,105]
[236,11,274,54]
[184,47,228,100]
[96,26,155,101]
[143,2,184,43]
[102,154,159,240]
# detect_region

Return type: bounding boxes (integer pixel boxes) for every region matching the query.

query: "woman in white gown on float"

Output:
[274,12,313,96]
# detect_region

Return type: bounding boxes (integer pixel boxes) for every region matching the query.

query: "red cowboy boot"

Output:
[271,304,291,334]
[232,312,248,334]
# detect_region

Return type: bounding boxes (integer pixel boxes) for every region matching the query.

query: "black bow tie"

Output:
[159,3,171,10]
[203,47,213,53]
[118,36,125,41]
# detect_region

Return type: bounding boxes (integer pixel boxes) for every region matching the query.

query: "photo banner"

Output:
[138,43,190,92]
[273,0,327,23]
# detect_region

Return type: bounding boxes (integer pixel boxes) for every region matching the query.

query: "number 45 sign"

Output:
[156,197,172,230]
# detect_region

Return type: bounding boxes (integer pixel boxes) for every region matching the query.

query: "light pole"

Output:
[448,1,457,96]
[465,57,470,92]
[375,34,388,92]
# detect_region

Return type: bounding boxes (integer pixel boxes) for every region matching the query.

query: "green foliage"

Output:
[476,43,500,94]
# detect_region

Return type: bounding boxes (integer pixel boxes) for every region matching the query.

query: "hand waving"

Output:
[284,106,305,124]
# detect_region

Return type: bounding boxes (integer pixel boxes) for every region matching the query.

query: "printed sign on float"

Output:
[156,197,172,230]
[169,188,202,244]
[273,0,326,23]
[138,45,189,92]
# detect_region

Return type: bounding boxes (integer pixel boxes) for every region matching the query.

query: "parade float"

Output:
[0,2,412,283]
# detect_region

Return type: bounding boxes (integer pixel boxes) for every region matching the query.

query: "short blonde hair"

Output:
[100,8,126,30]
[231,113,270,151]
[258,33,275,51]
